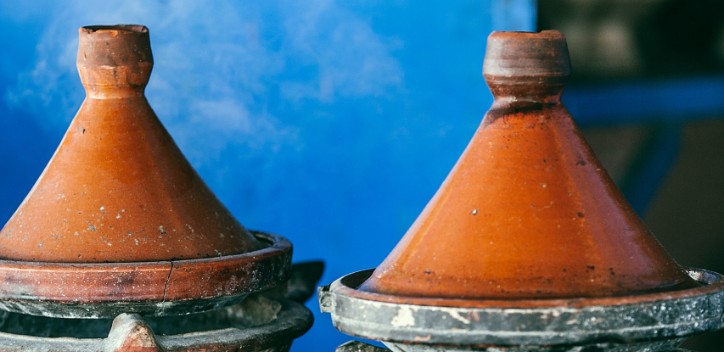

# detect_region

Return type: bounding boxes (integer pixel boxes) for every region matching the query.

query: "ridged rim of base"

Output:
[0,231,292,318]
[319,268,724,347]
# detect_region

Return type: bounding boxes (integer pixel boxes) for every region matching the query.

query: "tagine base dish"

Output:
[0,295,312,351]
[320,269,724,351]
[0,231,292,318]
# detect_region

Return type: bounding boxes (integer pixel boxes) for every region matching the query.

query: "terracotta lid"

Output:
[359,30,698,300]
[1,25,262,262]
[0,25,290,317]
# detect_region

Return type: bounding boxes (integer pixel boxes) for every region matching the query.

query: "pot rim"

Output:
[319,268,724,347]
[0,231,292,318]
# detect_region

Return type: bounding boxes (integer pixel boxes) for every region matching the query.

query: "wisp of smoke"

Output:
[2,0,403,182]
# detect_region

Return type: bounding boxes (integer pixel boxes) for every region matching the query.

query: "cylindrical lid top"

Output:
[79,25,152,66]
[78,25,153,89]
[483,30,571,84]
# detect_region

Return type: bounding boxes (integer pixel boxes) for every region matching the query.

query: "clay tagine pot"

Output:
[0,25,291,318]
[319,30,724,351]
[359,30,697,300]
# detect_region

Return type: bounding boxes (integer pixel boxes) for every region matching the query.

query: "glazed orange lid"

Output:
[359,30,697,300]
[0,25,290,317]
[0,25,263,262]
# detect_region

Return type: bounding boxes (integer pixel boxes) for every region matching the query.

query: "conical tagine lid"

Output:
[0,25,290,318]
[0,25,263,262]
[359,30,698,300]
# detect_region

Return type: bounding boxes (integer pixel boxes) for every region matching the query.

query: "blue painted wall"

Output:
[0,1,534,350]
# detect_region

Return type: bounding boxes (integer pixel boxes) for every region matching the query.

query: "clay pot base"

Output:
[0,231,290,318]
[320,268,724,350]
[0,296,312,351]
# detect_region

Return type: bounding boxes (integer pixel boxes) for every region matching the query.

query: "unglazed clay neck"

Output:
[77,25,153,99]
[483,30,570,104]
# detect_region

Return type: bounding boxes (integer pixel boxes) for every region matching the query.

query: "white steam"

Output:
[2,0,403,170]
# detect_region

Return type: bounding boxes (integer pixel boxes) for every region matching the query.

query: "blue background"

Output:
[0,1,534,350]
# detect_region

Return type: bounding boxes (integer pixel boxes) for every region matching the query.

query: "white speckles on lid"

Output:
[471,209,478,215]
[116,213,122,219]
[540,183,547,188]
[99,206,106,213]
[159,226,167,235]
[87,225,97,232]
[390,306,416,328]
